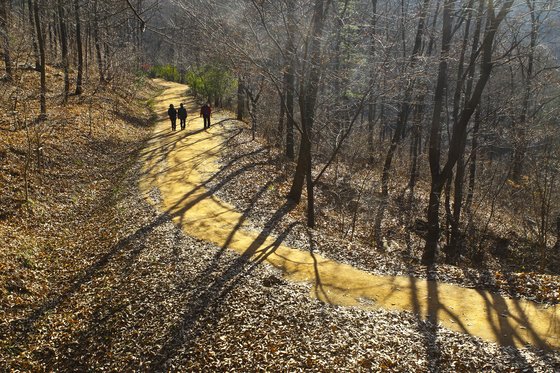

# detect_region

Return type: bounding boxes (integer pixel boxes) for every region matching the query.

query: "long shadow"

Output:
[10,211,173,341]
[8,118,252,348]
[465,257,554,354]
[477,284,551,351]
[141,129,247,196]
[140,129,243,180]
[140,127,256,196]
[158,138,264,185]
[425,267,441,371]
[169,150,282,230]
[113,110,158,128]
[218,175,284,251]
[150,201,297,370]
[307,229,332,304]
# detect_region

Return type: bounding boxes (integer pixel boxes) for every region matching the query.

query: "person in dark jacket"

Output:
[200,102,211,129]
[178,103,188,130]
[168,104,177,131]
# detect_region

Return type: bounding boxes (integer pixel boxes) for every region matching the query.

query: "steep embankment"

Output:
[0,77,158,369]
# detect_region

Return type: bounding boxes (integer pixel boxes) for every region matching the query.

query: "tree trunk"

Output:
[367,0,378,158]
[511,0,537,182]
[94,0,105,83]
[27,0,40,70]
[285,59,295,159]
[0,0,12,81]
[287,0,329,224]
[464,0,485,218]
[74,0,83,94]
[285,0,296,160]
[447,0,475,262]
[380,0,431,197]
[422,0,515,265]
[306,154,315,227]
[289,133,311,204]
[58,0,69,103]
[278,88,285,147]
[423,0,456,265]
[34,0,47,117]
[236,76,244,121]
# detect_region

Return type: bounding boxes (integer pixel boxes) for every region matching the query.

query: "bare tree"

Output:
[422,0,515,265]
[33,0,46,117]
[0,0,13,81]
[74,0,84,94]
[58,0,70,102]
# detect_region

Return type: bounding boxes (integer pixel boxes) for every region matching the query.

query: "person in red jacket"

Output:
[200,102,211,129]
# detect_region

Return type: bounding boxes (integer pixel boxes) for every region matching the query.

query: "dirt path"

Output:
[140,80,559,351]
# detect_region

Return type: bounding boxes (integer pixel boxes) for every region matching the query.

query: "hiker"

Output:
[200,102,211,129]
[168,104,177,131]
[178,103,188,130]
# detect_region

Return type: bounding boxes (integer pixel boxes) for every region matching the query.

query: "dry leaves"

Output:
[1,90,559,371]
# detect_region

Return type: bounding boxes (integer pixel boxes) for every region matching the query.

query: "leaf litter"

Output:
[0,86,558,371]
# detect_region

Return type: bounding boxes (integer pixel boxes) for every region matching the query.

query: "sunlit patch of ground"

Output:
[141,80,559,351]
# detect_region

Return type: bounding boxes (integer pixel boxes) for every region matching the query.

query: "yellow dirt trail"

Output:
[140,80,559,351]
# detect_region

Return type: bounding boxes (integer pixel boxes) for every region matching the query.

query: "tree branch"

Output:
[125,0,146,31]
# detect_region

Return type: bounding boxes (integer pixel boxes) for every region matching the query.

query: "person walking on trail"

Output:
[168,104,177,131]
[200,102,211,129]
[178,103,187,130]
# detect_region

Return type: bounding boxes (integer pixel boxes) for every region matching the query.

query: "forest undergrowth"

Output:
[0,64,159,367]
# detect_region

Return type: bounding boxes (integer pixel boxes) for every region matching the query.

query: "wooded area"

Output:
[2,0,558,266]
[1,0,560,370]
[139,0,560,267]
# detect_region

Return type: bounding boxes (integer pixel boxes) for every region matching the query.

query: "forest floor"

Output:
[0,78,559,371]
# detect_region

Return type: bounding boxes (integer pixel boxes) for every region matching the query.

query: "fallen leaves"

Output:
[0,94,558,371]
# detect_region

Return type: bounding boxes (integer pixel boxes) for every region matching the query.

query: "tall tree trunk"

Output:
[306,154,315,227]
[0,0,12,81]
[380,0,431,197]
[74,0,83,94]
[447,0,475,262]
[422,0,515,265]
[287,0,330,228]
[464,0,485,219]
[93,0,105,83]
[58,0,69,103]
[34,0,47,117]
[278,88,285,147]
[285,0,296,160]
[511,0,538,182]
[237,76,244,120]
[27,0,40,70]
[367,0,378,159]
[423,0,457,265]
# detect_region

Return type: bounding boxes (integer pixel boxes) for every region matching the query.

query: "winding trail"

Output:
[140,80,559,351]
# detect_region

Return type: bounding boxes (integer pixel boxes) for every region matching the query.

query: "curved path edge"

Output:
[139,80,559,351]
